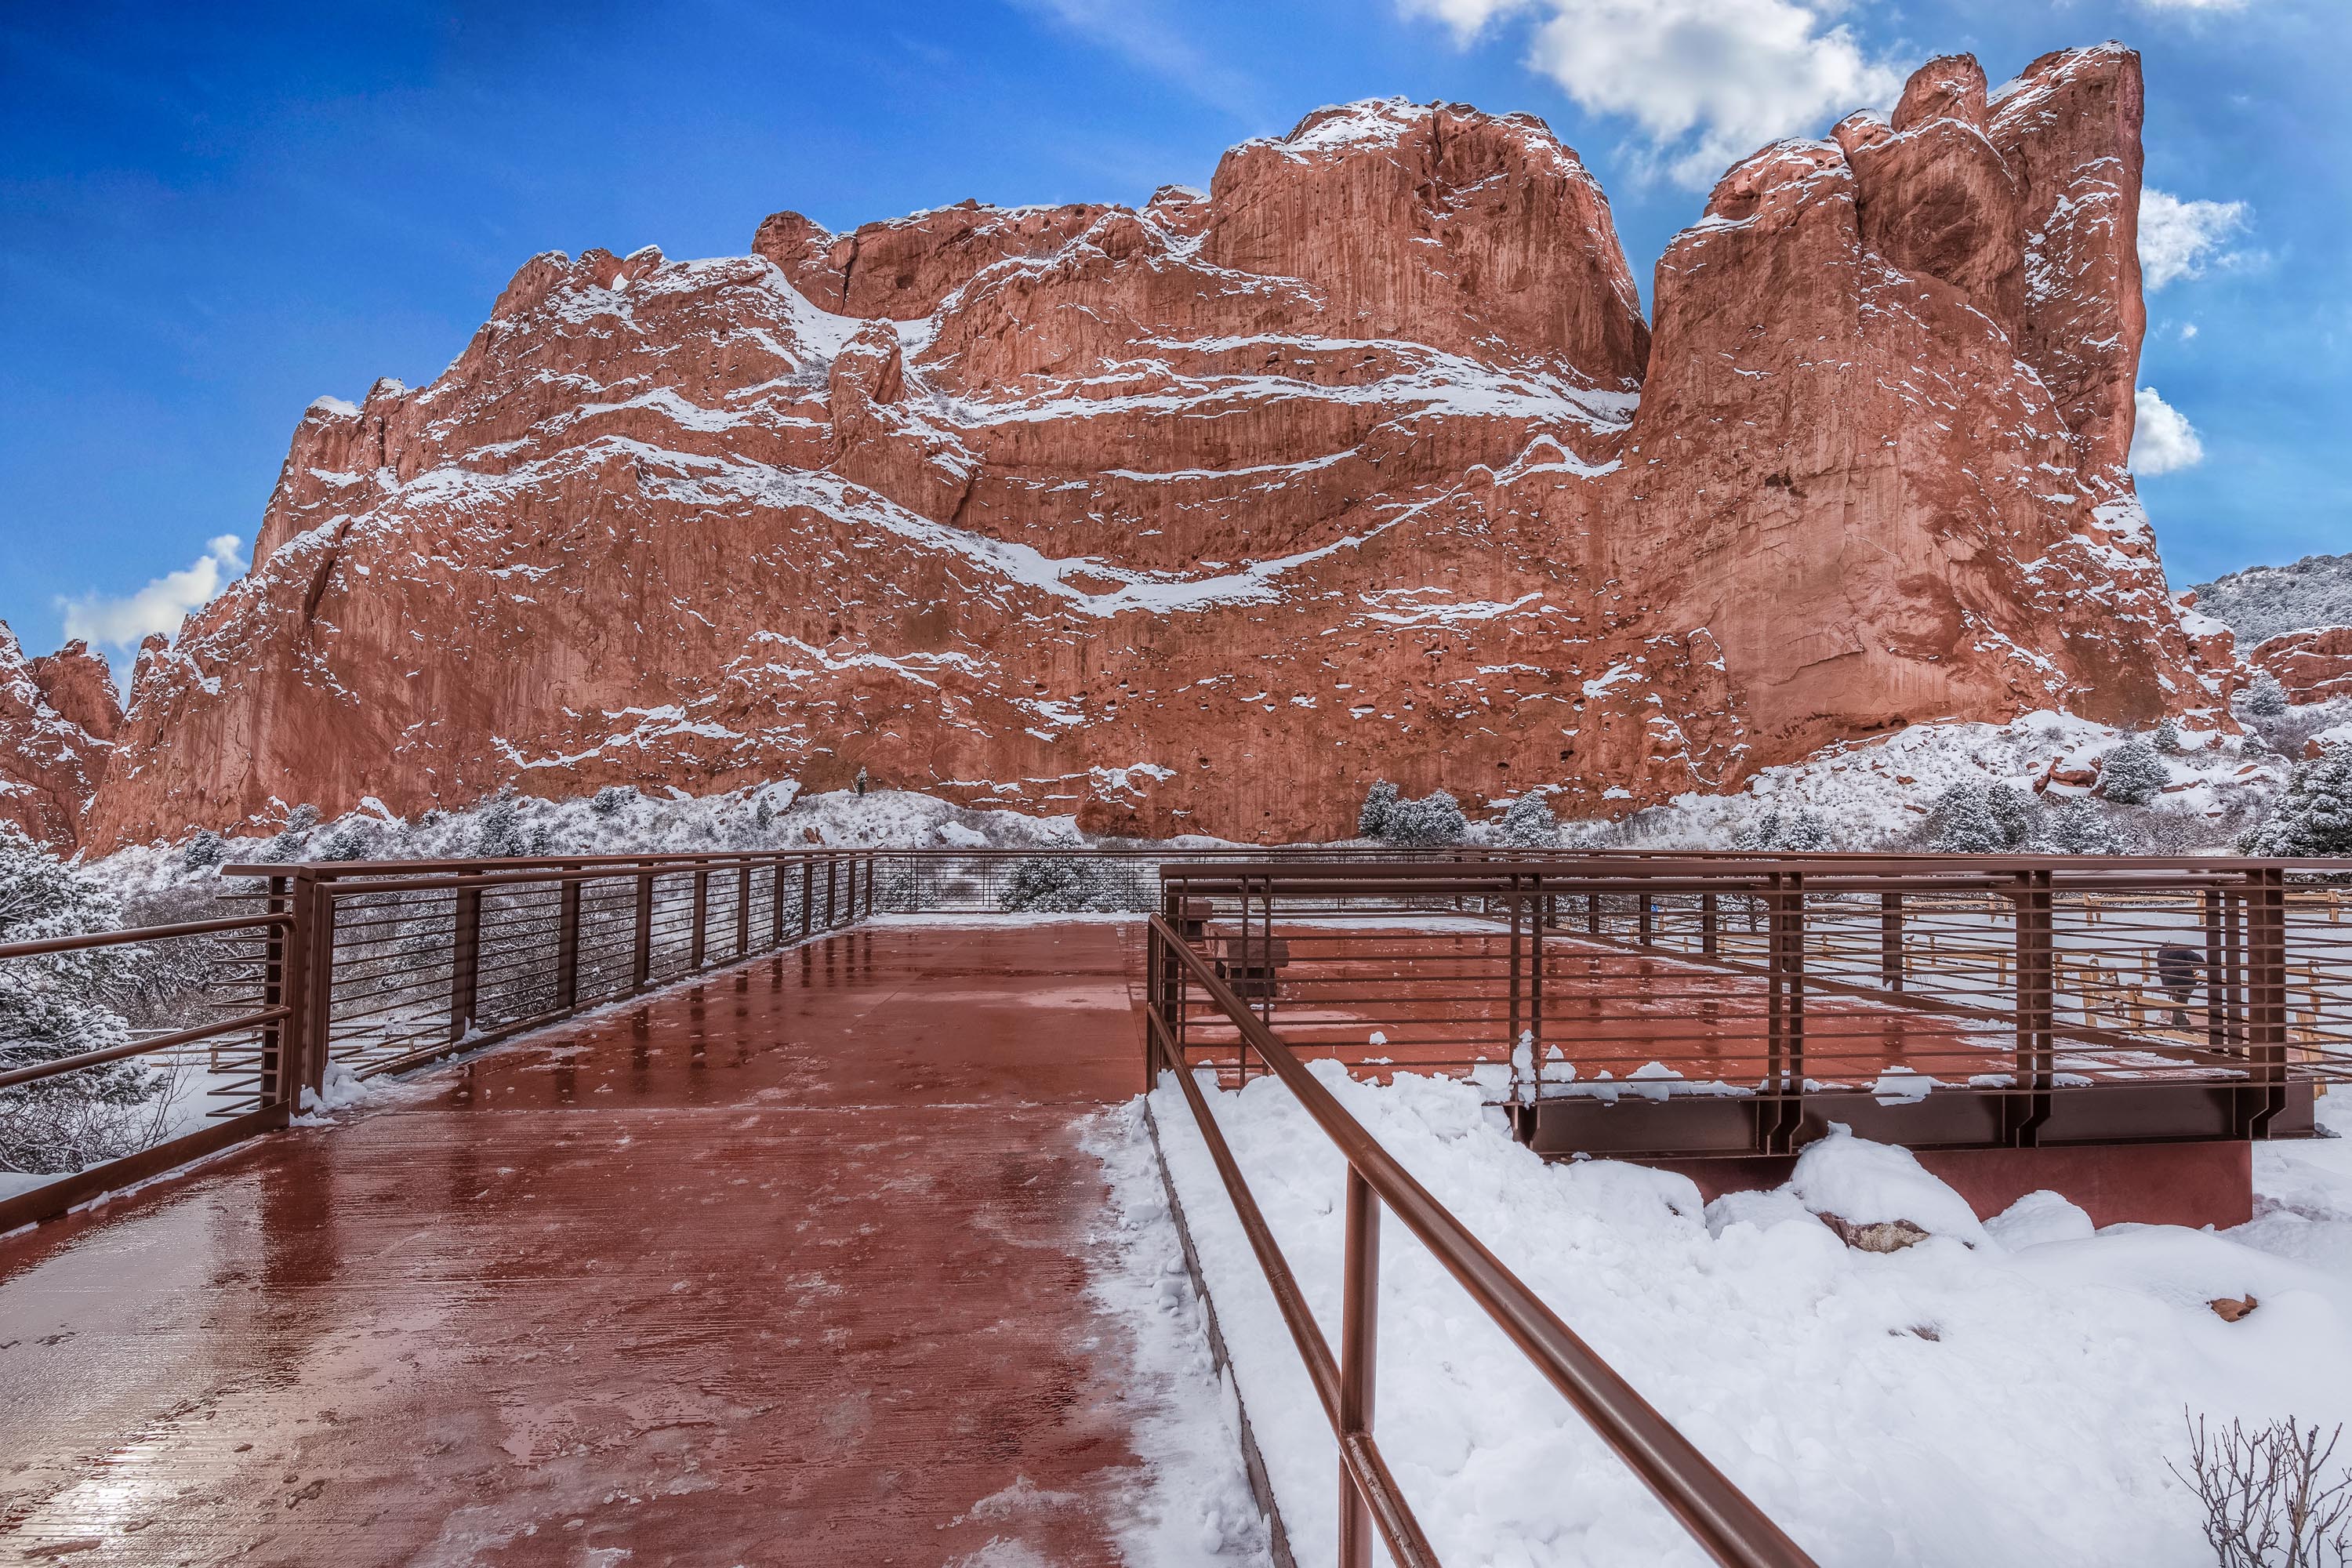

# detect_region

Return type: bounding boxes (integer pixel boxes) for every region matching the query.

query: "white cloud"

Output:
[2134,0,2247,10]
[2132,387,2205,475]
[1399,0,1907,188]
[2140,189,2250,289]
[2179,321,2198,340]
[59,535,245,653]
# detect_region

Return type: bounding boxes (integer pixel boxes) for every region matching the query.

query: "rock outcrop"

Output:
[83,49,2225,848]
[2251,627,2352,706]
[1,628,120,853]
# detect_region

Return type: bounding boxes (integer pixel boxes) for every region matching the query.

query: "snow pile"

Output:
[1083,1103,1278,1567]
[1149,1066,2352,1566]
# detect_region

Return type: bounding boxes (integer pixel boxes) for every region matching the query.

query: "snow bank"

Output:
[1149,1065,2352,1566]
[1083,1103,1277,1567]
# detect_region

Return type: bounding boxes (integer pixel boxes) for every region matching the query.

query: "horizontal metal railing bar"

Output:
[0,912,291,962]
[1152,915,1819,1568]
[0,1006,292,1090]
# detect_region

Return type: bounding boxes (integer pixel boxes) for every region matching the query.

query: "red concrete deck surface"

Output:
[0,921,1167,1566]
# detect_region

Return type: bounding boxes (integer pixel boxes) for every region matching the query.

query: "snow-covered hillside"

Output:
[2190,551,2352,644]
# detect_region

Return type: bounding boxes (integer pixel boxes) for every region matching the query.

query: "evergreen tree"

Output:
[1383,789,1469,847]
[1927,782,2005,853]
[2038,798,2124,855]
[2154,717,2184,754]
[180,830,227,873]
[318,818,376,861]
[473,792,528,858]
[1356,780,1400,840]
[590,785,636,818]
[1987,784,2039,849]
[2242,746,2352,856]
[2241,671,2291,720]
[1493,792,1559,849]
[260,804,319,862]
[0,825,157,1175]
[1734,808,1832,852]
[2099,738,2169,806]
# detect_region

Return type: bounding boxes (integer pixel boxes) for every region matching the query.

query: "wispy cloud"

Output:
[59,535,245,659]
[1007,0,1265,121]
[2132,387,2205,475]
[1399,0,1907,189]
[2140,189,2252,289]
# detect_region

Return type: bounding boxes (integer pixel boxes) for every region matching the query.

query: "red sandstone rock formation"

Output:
[0,628,120,852]
[83,50,2226,848]
[2251,626,2352,706]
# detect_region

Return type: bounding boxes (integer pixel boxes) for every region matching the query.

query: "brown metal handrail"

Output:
[1,910,302,1234]
[1145,913,1817,1568]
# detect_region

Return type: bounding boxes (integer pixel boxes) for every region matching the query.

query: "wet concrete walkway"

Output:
[0,920,1160,1566]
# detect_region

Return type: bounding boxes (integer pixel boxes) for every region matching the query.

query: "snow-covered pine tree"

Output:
[1383,789,1469,847]
[0,824,159,1176]
[1493,792,1559,849]
[1734,808,1832,852]
[2038,799,2124,855]
[320,821,374,861]
[2242,746,2352,856]
[260,804,319,862]
[473,791,528,858]
[2154,717,2185,754]
[590,786,636,818]
[180,830,227,873]
[1357,780,1400,840]
[1926,783,2002,853]
[2241,671,2291,720]
[2099,737,2169,806]
[1987,784,2039,849]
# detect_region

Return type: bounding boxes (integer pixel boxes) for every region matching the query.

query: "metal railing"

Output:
[1156,856,2350,1158]
[0,909,300,1232]
[1144,912,1820,1568]
[220,848,887,1086]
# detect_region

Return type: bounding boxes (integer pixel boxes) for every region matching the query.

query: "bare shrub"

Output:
[2170,1412,2352,1567]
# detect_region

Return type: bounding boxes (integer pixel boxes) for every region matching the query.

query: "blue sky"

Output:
[2,0,2342,667]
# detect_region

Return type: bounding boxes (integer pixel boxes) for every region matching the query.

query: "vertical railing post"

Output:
[2204,887,2227,1050]
[800,856,814,940]
[1338,1164,1381,1568]
[770,857,786,949]
[735,861,752,957]
[632,868,654,992]
[1507,877,1524,1083]
[450,878,482,1043]
[1530,873,1546,1081]
[2008,870,2054,1146]
[302,874,336,1097]
[1766,873,1806,1153]
[259,874,294,1111]
[826,855,840,929]
[1639,889,1654,947]
[690,868,710,968]
[557,866,583,1013]
[2245,868,2288,1137]
[1880,890,1903,993]
[1700,890,1719,957]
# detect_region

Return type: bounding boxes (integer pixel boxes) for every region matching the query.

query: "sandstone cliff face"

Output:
[0,628,119,852]
[85,52,2224,848]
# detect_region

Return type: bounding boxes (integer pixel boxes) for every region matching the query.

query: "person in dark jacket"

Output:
[2155,943,2208,1029]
